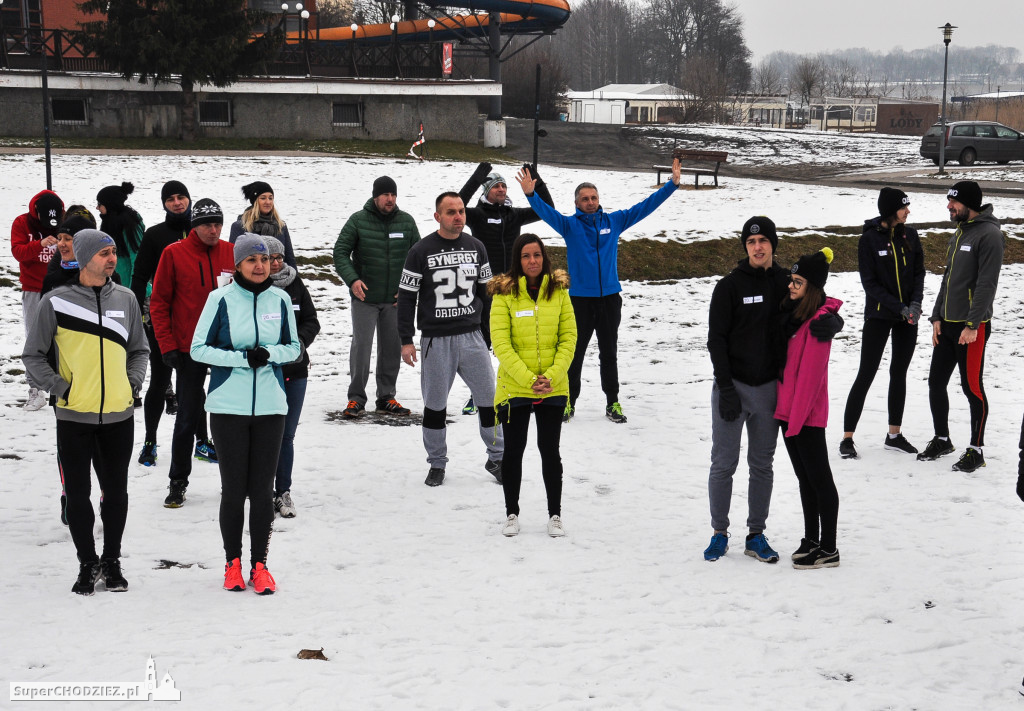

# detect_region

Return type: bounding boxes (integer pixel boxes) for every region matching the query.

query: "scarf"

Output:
[270,264,297,289]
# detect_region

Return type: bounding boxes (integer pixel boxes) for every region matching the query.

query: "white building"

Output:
[566,84,690,124]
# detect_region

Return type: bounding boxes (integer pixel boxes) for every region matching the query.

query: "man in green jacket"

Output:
[333,176,421,418]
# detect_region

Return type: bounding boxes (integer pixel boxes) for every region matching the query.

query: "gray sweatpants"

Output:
[708,380,778,533]
[348,298,402,406]
[420,331,503,469]
[22,291,42,389]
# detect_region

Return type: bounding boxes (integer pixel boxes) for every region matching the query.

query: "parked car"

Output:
[920,120,1024,166]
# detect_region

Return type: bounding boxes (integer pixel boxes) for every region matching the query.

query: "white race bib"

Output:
[261,313,282,321]
[487,219,502,224]
[104,310,125,318]
[515,309,535,318]
[878,250,888,256]
[389,232,404,240]
[960,244,972,252]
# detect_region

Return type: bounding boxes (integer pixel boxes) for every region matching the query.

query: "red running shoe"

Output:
[224,558,246,591]
[250,562,276,595]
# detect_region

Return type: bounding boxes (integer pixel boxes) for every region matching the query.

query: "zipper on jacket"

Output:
[943,225,963,320]
[198,258,205,287]
[251,289,260,417]
[888,230,903,303]
[95,287,106,423]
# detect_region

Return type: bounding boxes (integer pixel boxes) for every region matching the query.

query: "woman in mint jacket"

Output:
[191,233,300,595]
[489,233,577,538]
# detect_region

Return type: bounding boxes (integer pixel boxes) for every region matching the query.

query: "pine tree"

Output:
[76,0,284,140]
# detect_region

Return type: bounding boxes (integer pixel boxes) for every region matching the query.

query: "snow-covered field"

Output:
[4,149,1024,709]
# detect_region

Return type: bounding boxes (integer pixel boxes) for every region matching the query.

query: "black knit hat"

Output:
[791,247,834,289]
[96,181,134,211]
[877,187,910,218]
[740,216,778,252]
[58,205,97,236]
[191,198,224,227]
[242,181,273,205]
[373,176,398,198]
[161,180,190,203]
[947,181,983,212]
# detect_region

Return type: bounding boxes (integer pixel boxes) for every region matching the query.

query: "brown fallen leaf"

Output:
[297,648,329,661]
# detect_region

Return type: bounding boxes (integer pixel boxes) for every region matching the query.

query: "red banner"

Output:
[442,43,453,76]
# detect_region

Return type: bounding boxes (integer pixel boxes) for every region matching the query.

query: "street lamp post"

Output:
[938,22,956,175]
[391,13,400,78]
[349,22,358,77]
[427,19,435,77]
[300,9,310,76]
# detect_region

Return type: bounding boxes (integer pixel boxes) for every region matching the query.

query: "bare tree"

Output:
[752,58,784,95]
[791,56,825,107]
[501,39,571,119]
[318,0,355,26]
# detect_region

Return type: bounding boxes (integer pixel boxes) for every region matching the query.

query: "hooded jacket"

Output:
[149,230,236,355]
[190,276,301,417]
[458,174,554,276]
[526,180,677,297]
[11,190,63,292]
[488,270,577,404]
[929,205,1005,329]
[707,258,790,388]
[858,217,925,321]
[775,296,843,437]
[22,278,149,424]
[333,198,420,304]
[130,211,192,316]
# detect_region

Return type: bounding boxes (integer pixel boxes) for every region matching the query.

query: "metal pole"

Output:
[938,43,949,174]
[487,12,500,120]
[532,63,540,167]
[39,23,51,189]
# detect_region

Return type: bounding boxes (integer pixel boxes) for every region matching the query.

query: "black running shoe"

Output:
[424,467,445,487]
[164,479,187,508]
[884,433,918,454]
[100,558,128,592]
[791,538,819,561]
[917,436,955,461]
[605,402,627,423]
[484,459,502,484]
[952,447,985,473]
[60,493,68,526]
[839,437,859,459]
[138,441,157,466]
[792,547,840,569]
[376,398,411,415]
[164,388,178,415]
[72,561,100,595]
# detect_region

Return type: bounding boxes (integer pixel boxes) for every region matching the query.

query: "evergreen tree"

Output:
[76,0,284,140]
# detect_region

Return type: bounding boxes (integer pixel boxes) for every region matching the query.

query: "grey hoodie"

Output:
[930,205,1005,329]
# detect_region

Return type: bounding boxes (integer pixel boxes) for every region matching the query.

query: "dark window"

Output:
[951,125,974,137]
[332,102,363,126]
[198,100,232,127]
[51,98,88,125]
[974,125,996,138]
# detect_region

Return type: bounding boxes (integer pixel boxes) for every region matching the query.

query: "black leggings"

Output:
[928,320,989,447]
[210,414,285,570]
[843,319,918,432]
[499,402,564,518]
[57,417,133,562]
[568,294,622,407]
[780,423,839,552]
[144,327,207,444]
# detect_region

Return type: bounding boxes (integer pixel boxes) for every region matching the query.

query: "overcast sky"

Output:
[733,1,1024,60]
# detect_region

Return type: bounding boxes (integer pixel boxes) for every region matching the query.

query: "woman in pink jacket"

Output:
[775,248,843,570]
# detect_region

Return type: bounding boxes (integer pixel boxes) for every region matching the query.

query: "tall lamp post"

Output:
[938,22,956,175]
[390,13,400,78]
[349,22,358,77]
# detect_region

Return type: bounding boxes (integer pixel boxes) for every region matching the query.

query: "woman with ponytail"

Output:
[775,248,844,570]
[96,181,145,286]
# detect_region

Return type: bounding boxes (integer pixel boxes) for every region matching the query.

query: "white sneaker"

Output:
[276,491,296,518]
[547,515,566,537]
[24,388,46,411]
[501,514,520,537]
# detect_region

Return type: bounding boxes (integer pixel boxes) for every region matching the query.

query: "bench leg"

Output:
[694,174,699,189]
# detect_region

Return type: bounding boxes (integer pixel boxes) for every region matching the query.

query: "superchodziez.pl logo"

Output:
[10,656,180,702]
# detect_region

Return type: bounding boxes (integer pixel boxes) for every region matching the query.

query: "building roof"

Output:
[566,83,691,101]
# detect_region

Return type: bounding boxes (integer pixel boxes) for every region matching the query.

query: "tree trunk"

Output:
[181,79,196,142]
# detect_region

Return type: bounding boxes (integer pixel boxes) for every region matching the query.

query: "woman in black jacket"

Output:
[265,236,320,518]
[840,187,925,459]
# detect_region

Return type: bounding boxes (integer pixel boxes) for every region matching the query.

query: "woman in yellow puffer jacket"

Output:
[489,233,577,538]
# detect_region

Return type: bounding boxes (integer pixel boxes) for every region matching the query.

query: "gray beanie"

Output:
[73,229,116,268]
[233,232,268,266]
[481,172,506,195]
[263,236,285,257]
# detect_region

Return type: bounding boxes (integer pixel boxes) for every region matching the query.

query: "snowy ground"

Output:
[4,150,1024,709]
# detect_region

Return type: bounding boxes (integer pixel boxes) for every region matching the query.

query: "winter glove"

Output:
[161,350,180,369]
[471,161,492,185]
[246,347,270,369]
[909,301,922,326]
[809,312,844,342]
[1017,469,1024,503]
[523,163,542,184]
[717,385,741,422]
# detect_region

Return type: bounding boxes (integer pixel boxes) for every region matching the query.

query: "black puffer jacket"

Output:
[858,217,925,321]
[271,267,321,381]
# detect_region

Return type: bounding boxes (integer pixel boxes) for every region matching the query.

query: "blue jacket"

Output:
[526,180,678,297]
[190,277,301,416]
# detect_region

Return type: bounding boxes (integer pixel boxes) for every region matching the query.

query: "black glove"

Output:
[909,301,922,326]
[523,162,542,184]
[246,347,270,369]
[471,161,492,184]
[161,350,180,369]
[1017,470,1024,503]
[809,312,844,342]
[717,385,741,422]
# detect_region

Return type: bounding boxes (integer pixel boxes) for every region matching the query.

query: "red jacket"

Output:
[775,297,843,437]
[11,190,63,292]
[150,231,236,355]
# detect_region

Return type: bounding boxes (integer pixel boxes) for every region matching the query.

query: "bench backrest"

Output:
[672,148,728,163]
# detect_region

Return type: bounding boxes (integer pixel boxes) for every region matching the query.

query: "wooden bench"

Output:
[654,149,729,188]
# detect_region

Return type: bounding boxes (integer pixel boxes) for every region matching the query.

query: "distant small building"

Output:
[566,84,690,124]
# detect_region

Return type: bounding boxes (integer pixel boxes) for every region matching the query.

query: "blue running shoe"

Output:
[703,532,729,561]
[462,396,477,416]
[744,533,780,563]
[194,439,217,463]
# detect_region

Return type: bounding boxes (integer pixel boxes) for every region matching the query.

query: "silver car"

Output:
[920,120,1024,165]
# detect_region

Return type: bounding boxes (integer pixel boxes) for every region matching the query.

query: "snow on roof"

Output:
[566,83,692,101]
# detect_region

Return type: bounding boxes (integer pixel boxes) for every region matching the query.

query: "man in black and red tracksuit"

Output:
[918,181,1004,473]
[149,198,236,507]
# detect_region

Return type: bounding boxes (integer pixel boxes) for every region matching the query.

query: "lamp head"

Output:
[940,22,957,46]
